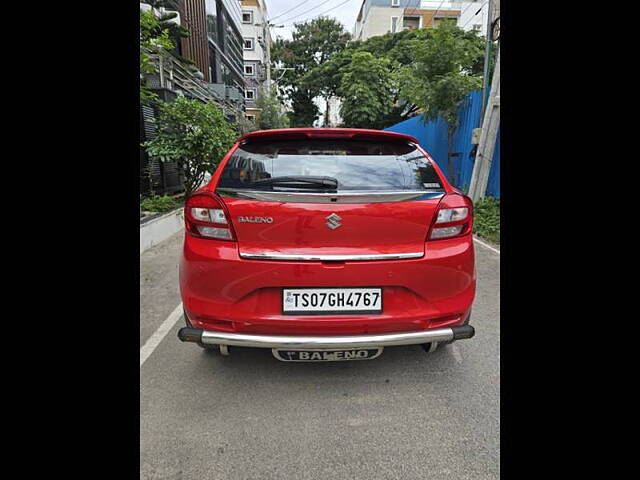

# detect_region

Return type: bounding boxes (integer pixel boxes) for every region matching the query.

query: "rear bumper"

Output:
[180,235,476,335]
[178,324,475,349]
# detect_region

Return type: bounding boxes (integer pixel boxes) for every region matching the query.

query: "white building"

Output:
[314,96,343,128]
[240,0,272,124]
[353,0,489,41]
[326,97,342,127]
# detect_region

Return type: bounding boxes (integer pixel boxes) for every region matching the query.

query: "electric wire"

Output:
[268,0,315,22]
[277,0,337,25]
[460,1,488,30]
[280,0,358,26]
[431,0,447,21]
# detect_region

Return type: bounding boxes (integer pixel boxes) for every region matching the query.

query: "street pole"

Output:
[263,22,271,85]
[480,0,494,117]
[256,22,283,87]
[468,47,500,203]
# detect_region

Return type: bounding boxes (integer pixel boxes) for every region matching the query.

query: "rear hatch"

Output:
[215,132,447,260]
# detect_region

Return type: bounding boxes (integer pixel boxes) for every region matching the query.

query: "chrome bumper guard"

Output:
[178,325,475,349]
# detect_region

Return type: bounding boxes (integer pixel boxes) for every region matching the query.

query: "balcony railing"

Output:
[143,51,242,117]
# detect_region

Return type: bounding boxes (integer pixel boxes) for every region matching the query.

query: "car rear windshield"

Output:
[217,139,444,192]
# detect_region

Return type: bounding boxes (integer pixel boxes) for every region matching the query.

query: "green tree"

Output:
[272,37,316,126]
[236,114,258,135]
[351,28,428,66]
[272,17,350,126]
[308,28,431,129]
[306,25,488,131]
[399,23,484,184]
[317,46,416,128]
[287,89,319,127]
[255,86,289,130]
[144,97,236,196]
[337,52,396,129]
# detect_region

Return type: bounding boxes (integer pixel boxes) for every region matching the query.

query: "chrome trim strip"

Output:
[239,252,424,261]
[199,328,456,349]
[216,188,444,203]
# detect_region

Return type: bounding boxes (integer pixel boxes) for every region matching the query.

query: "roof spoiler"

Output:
[238,128,419,145]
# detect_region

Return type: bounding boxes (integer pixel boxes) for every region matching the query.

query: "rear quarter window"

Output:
[217,139,444,192]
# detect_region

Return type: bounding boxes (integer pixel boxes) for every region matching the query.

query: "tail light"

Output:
[427,193,473,241]
[184,192,235,241]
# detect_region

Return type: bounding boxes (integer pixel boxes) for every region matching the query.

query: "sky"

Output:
[264,0,364,41]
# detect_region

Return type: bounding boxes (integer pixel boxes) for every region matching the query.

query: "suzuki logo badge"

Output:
[325,213,342,230]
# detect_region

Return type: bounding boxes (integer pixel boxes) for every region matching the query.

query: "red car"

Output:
[178,128,475,361]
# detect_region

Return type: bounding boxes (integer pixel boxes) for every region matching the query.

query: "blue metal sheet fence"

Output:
[384,90,500,198]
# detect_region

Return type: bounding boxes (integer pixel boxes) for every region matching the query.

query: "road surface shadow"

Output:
[185,342,465,386]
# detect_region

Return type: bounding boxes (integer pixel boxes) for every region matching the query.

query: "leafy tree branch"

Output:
[143,98,236,196]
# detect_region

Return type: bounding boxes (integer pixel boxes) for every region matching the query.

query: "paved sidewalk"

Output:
[140,231,183,347]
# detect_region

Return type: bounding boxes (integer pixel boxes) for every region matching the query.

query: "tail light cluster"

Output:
[428,193,473,241]
[184,192,235,241]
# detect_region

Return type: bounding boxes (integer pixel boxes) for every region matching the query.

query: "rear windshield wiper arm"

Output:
[249,176,338,191]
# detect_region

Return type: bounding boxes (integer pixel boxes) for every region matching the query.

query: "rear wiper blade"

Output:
[249,176,338,190]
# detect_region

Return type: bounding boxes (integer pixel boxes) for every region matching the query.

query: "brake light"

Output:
[184,192,235,241]
[436,207,468,223]
[428,194,473,241]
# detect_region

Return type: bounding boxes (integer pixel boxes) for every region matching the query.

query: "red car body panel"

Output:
[226,198,441,258]
[179,128,475,338]
[236,127,421,144]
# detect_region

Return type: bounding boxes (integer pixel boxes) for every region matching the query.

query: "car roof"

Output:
[238,128,419,145]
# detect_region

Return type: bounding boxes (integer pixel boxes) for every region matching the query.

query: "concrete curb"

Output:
[140,208,184,255]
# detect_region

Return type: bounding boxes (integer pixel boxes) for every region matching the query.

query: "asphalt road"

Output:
[140,232,500,480]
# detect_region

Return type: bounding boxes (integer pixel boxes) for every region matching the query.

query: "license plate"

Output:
[272,348,384,362]
[282,287,382,314]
